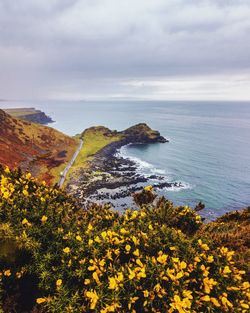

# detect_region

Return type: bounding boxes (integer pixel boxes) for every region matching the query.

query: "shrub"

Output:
[0,167,249,312]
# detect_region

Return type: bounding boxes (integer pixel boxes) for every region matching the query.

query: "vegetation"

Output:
[3,108,43,117]
[66,127,122,181]
[0,166,249,312]
[0,109,78,184]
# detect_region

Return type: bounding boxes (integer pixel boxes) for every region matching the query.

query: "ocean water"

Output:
[1,100,250,219]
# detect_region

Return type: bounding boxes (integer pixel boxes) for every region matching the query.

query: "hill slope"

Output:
[0,109,78,183]
[0,168,249,312]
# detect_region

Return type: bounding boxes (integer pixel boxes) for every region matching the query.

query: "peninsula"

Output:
[65,124,173,207]
[3,107,54,124]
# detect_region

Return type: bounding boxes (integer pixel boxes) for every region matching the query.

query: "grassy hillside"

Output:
[0,167,249,312]
[66,127,122,182]
[0,109,78,184]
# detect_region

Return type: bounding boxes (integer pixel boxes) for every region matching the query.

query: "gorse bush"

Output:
[0,166,249,312]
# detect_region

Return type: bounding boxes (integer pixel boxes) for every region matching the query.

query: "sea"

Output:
[1,100,250,219]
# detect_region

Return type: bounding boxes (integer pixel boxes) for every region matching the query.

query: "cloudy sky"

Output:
[0,0,250,100]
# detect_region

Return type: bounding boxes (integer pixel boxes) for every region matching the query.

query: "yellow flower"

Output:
[201,295,210,302]
[84,279,91,285]
[4,269,11,276]
[56,279,62,287]
[76,235,82,241]
[133,249,140,257]
[117,272,124,283]
[132,236,140,245]
[25,173,32,179]
[198,239,209,251]
[93,271,100,285]
[143,290,149,297]
[221,296,233,308]
[21,218,31,226]
[125,244,131,253]
[120,228,128,235]
[108,272,124,290]
[128,268,136,280]
[63,247,70,254]
[211,297,220,307]
[100,231,107,240]
[108,277,117,290]
[22,189,29,196]
[86,290,99,309]
[36,298,47,304]
[136,259,144,267]
[144,185,153,192]
[94,236,101,243]
[222,266,232,275]
[22,218,29,225]
[41,215,48,223]
[157,253,168,265]
[207,255,214,263]
[242,281,250,289]
[4,166,10,173]
[16,272,22,279]
[203,277,217,294]
[170,294,191,313]
[180,261,187,269]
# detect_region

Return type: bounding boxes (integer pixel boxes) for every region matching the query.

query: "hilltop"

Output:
[0,109,78,183]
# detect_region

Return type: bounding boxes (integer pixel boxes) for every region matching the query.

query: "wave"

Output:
[116,145,192,192]
[116,146,167,176]
[161,182,192,192]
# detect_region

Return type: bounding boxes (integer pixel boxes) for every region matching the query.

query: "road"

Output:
[58,139,84,187]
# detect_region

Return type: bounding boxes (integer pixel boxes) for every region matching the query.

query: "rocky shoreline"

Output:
[66,124,184,209]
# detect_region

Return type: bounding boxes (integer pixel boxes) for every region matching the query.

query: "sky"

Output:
[0,0,250,101]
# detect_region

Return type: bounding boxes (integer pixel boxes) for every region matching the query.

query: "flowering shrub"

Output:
[0,167,249,312]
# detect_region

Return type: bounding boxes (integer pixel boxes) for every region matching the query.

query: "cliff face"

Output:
[17,112,53,124]
[0,109,77,183]
[3,108,54,124]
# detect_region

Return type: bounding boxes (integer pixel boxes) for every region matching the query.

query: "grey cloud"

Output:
[0,0,250,99]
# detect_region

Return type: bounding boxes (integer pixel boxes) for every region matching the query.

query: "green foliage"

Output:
[0,167,249,312]
[66,127,122,181]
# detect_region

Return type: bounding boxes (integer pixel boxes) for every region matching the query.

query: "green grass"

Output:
[4,108,39,117]
[66,128,122,181]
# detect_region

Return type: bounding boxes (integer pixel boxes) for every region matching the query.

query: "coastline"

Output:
[66,128,185,209]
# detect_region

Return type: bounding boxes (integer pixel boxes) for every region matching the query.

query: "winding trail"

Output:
[58,139,84,187]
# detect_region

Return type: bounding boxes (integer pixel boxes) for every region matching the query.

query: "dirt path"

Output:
[58,139,83,187]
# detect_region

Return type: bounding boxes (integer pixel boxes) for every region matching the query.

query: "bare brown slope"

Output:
[0,109,78,183]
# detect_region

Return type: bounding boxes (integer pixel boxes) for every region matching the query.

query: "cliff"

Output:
[3,108,54,124]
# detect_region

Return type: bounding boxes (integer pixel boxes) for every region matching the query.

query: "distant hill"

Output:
[0,109,78,183]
